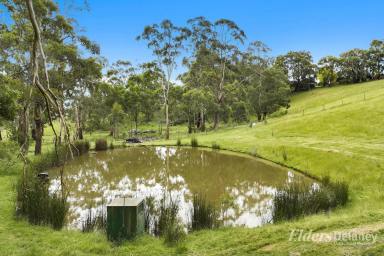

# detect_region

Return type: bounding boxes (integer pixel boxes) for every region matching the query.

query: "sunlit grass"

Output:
[1,80,384,255]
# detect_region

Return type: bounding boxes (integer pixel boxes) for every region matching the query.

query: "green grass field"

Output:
[1,80,384,255]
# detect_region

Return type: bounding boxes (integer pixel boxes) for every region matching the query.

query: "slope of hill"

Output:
[1,80,384,255]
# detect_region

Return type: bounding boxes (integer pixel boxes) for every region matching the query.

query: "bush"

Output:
[73,140,90,156]
[0,141,22,175]
[190,193,219,231]
[95,139,108,151]
[211,142,220,150]
[164,221,186,246]
[16,170,68,229]
[176,138,181,147]
[272,177,349,222]
[109,142,115,150]
[191,138,198,147]
[150,197,186,245]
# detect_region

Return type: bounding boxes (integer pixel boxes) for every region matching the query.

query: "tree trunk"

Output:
[34,102,43,155]
[188,116,192,134]
[200,109,205,131]
[213,111,220,129]
[75,104,83,140]
[17,106,29,154]
[165,102,169,139]
[134,112,138,132]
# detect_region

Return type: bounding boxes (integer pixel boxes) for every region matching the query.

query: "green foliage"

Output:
[275,51,317,91]
[190,193,219,231]
[16,169,68,230]
[0,141,22,175]
[211,142,220,150]
[0,76,20,122]
[272,177,349,222]
[109,142,114,150]
[191,137,198,147]
[176,138,182,146]
[95,139,108,151]
[247,67,291,121]
[152,197,186,245]
[73,140,90,156]
[317,66,338,87]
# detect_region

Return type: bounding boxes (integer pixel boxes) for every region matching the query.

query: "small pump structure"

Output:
[106,197,145,241]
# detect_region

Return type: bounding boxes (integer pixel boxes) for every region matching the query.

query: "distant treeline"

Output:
[1,0,383,157]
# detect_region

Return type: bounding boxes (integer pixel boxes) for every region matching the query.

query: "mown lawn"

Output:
[1,80,384,255]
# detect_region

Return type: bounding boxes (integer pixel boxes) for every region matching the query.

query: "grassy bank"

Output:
[1,80,384,255]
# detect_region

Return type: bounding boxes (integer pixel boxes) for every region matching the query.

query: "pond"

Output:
[49,146,312,229]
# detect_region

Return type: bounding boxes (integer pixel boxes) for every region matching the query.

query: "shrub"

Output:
[73,140,90,156]
[211,142,220,150]
[190,193,219,231]
[49,193,69,230]
[191,138,198,147]
[176,138,181,147]
[164,221,186,246]
[151,197,186,245]
[95,139,108,151]
[109,142,115,150]
[272,177,349,222]
[16,170,68,230]
[0,141,22,175]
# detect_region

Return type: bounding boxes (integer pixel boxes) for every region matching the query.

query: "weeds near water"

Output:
[82,206,107,233]
[109,142,115,150]
[191,137,198,147]
[151,196,186,245]
[176,138,182,147]
[95,139,108,151]
[16,170,68,229]
[211,142,220,150]
[190,193,220,231]
[272,177,349,222]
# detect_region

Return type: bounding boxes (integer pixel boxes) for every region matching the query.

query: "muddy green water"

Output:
[49,146,311,229]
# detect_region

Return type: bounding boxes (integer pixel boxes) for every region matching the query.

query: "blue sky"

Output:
[4,0,384,75]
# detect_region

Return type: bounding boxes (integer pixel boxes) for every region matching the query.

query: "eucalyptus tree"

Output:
[0,75,21,140]
[367,40,384,80]
[275,51,317,91]
[0,0,35,152]
[137,20,189,139]
[248,67,290,121]
[317,56,339,87]
[70,57,102,140]
[338,49,369,84]
[184,17,246,129]
[1,0,100,154]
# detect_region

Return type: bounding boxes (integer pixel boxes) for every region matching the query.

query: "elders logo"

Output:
[289,229,377,244]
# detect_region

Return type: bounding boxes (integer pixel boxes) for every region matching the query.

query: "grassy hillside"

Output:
[1,80,384,255]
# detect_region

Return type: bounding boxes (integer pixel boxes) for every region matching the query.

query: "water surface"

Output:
[49,146,310,229]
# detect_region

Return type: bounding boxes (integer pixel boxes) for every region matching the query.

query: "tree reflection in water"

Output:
[49,147,311,229]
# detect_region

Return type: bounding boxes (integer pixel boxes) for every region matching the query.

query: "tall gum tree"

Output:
[137,20,189,139]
